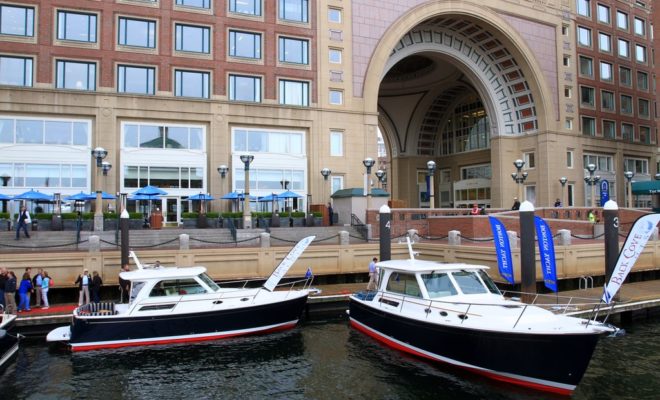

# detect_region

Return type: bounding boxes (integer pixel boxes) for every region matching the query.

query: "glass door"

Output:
[164,197,179,226]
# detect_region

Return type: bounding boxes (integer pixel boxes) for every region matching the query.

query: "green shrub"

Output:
[34,213,53,220]
[221,212,243,218]
[128,212,144,220]
[61,213,79,220]
[182,212,199,219]
[0,212,9,219]
[312,211,322,217]
[206,212,219,218]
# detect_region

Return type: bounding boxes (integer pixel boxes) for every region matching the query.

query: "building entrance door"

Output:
[164,197,179,226]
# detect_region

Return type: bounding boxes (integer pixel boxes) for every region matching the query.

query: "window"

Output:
[229,30,261,59]
[619,67,632,86]
[634,17,645,36]
[602,120,616,138]
[567,150,574,168]
[620,95,633,114]
[637,71,649,91]
[0,56,32,87]
[638,99,650,118]
[621,123,634,141]
[232,128,303,155]
[624,158,649,175]
[524,152,535,169]
[149,279,207,297]
[117,65,155,95]
[563,55,570,67]
[174,69,210,98]
[617,38,629,58]
[597,4,610,24]
[577,26,591,47]
[176,0,211,9]
[56,60,96,91]
[279,0,308,23]
[639,126,651,144]
[582,116,596,136]
[565,118,573,130]
[601,90,615,111]
[328,8,341,23]
[228,74,261,102]
[118,17,156,48]
[460,164,492,180]
[229,0,261,16]
[598,32,611,52]
[331,176,343,195]
[0,117,89,146]
[0,4,34,37]
[279,79,309,106]
[387,273,422,297]
[57,11,97,42]
[564,86,572,98]
[0,163,87,188]
[175,24,210,53]
[577,0,591,17]
[330,131,343,156]
[600,62,612,82]
[329,90,343,105]
[329,48,342,64]
[579,56,593,77]
[123,123,204,151]
[635,44,646,63]
[583,154,613,172]
[616,11,628,30]
[580,86,595,106]
[422,273,457,298]
[278,36,309,65]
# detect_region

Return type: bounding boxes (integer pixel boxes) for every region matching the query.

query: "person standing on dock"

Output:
[118,264,130,303]
[17,272,33,312]
[41,271,50,309]
[367,257,379,291]
[75,269,91,306]
[33,268,43,308]
[91,271,102,303]
[4,271,17,314]
[14,206,31,240]
[0,268,6,310]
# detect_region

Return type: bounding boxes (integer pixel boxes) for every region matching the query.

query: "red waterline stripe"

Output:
[349,319,573,396]
[71,322,297,352]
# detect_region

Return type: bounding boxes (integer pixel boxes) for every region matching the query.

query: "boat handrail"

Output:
[369,290,611,330]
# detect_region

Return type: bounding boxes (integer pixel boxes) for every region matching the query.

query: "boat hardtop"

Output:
[119,265,208,281]
[376,258,489,274]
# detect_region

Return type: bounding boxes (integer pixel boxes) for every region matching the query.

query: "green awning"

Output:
[631,180,660,195]
[331,188,390,198]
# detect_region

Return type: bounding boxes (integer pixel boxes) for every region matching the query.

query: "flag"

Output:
[534,216,557,292]
[488,216,514,284]
[305,267,313,279]
[602,213,660,303]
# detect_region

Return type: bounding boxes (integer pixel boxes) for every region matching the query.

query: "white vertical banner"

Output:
[602,214,660,303]
[263,236,315,292]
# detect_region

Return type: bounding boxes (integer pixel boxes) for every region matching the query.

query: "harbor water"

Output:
[1,315,658,399]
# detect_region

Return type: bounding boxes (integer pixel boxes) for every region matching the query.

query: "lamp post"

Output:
[217,164,228,212]
[240,155,254,229]
[1,174,10,213]
[375,169,385,188]
[427,161,436,209]
[584,163,600,208]
[624,170,635,209]
[559,177,568,207]
[321,167,331,201]
[511,159,528,201]
[363,157,375,213]
[91,147,108,231]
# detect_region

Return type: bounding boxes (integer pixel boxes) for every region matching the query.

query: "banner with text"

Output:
[602,214,660,303]
[488,216,514,284]
[534,216,558,292]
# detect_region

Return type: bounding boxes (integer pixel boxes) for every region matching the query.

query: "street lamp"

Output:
[363,157,375,213]
[511,159,528,201]
[101,161,112,176]
[427,161,436,209]
[1,174,10,213]
[321,167,331,201]
[584,163,600,208]
[624,170,635,209]
[239,155,254,229]
[559,177,568,207]
[375,169,385,188]
[91,147,108,231]
[217,164,228,212]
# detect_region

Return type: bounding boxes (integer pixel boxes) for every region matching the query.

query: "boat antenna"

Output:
[129,251,144,270]
[406,236,417,260]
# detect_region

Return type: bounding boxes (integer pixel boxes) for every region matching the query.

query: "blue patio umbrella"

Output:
[0,193,12,201]
[90,191,117,200]
[64,191,90,201]
[278,190,302,199]
[132,185,167,197]
[257,193,278,202]
[12,189,54,201]
[187,193,215,201]
[129,194,157,201]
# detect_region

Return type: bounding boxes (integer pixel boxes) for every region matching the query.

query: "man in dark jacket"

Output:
[4,270,17,314]
[15,206,31,240]
[0,268,7,309]
[90,271,103,303]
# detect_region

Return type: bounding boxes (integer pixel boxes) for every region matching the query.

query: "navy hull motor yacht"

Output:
[348,241,617,395]
[47,236,316,352]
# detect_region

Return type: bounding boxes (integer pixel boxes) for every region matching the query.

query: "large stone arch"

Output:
[362,2,555,136]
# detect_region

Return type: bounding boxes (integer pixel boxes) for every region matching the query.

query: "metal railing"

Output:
[226,218,237,242]
[351,213,368,241]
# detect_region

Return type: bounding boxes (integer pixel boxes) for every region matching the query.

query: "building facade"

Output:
[0,0,657,224]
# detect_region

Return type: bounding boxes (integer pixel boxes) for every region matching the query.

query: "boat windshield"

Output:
[478,270,501,295]
[198,273,220,292]
[452,271,488,295]
[421,273,458,298]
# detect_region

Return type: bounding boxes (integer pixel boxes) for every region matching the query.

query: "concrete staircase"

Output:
[0,225,367,252]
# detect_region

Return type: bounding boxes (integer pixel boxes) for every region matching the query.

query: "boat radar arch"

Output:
[129,251,144,270]
[406,237,419,260]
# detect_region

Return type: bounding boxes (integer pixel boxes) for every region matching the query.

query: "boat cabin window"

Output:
[130,281,146,303]
[478,270,501,295]
[386,273,422,297]
[149,279,207,297]
[198,273,220,292]
[421,273,458,298]
[452,271,488,295]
